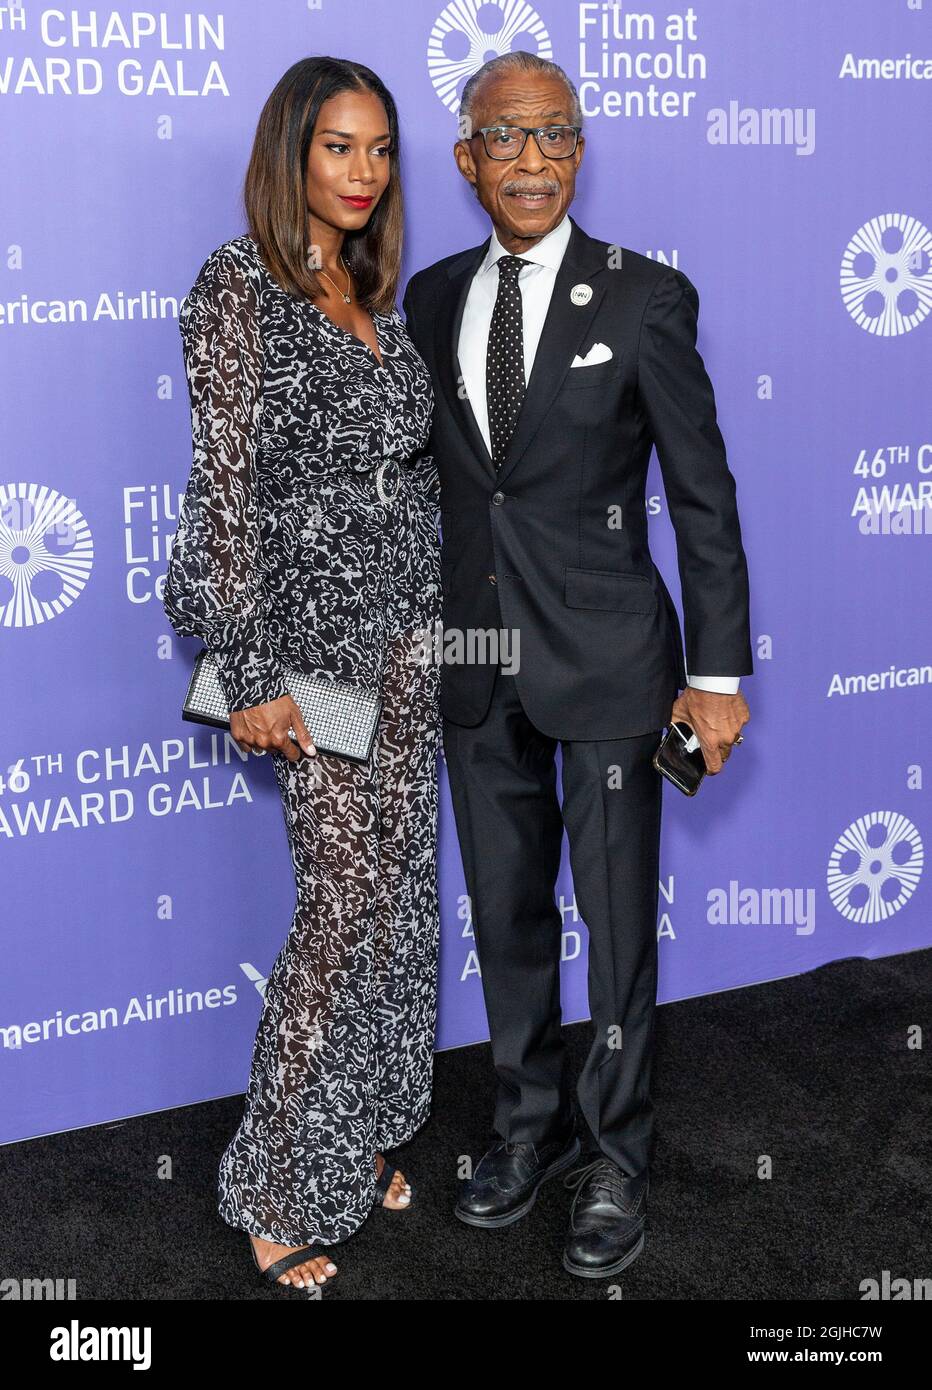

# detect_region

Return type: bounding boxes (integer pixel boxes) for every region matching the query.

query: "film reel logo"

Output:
[428,0,553,116]
[827,811,923,923]
[0,482,94,627]
[840,214,932,336]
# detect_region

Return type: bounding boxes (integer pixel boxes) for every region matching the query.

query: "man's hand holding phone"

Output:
[669,687,750,775]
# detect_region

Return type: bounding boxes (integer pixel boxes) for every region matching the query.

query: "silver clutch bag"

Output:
[181,648,381,762]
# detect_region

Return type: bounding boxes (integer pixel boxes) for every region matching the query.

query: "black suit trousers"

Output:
[442,662,664,1179]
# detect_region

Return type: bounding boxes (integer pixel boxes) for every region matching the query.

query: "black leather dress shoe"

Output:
[562,1157,648,1277]
[455,1132,581,1228]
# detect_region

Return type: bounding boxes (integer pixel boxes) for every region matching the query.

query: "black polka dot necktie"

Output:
[486,255,526,471]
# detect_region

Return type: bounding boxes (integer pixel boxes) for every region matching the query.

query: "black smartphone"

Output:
[652,719,707,796]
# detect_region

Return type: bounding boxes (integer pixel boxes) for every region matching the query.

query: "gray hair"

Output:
[458,52,582,139]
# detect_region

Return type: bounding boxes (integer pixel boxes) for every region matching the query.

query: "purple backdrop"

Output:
[2,0,929,1143]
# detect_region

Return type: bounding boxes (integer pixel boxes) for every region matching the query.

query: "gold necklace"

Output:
[318,254,352,304]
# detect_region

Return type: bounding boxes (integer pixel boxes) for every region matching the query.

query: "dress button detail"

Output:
[491,491,505,505]
[488,573,497,585]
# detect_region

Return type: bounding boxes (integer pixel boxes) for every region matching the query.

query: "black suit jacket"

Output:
[402,215,753,739]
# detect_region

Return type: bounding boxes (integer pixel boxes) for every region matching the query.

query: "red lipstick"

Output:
[339,195,374,209]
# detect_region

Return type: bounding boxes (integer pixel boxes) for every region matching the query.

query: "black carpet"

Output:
[3,948,929,1301]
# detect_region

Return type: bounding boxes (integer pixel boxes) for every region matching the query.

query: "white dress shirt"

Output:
[456,214,740,696]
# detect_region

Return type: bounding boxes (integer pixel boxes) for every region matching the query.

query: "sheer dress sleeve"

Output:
[163,244,289,713]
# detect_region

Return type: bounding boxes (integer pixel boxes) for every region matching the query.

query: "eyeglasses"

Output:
[471,125,581,161]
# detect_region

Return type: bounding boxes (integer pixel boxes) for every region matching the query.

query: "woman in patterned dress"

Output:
[162,57,441,1290]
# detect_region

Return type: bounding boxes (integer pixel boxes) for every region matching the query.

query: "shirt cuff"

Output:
[686,673,741,695]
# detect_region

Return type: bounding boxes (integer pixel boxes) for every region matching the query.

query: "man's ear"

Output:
[453,139,478,191]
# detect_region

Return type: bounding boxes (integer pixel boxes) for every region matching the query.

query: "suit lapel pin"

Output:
[570,283,593,306]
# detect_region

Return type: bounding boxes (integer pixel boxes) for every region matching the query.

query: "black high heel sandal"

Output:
[373,1159,413,1211]
[249,1235,334,1287]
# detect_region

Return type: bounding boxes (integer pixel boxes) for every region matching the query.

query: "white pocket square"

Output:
[570,342,613,368]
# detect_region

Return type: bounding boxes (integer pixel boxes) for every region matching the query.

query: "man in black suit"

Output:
[403,51,752,1278]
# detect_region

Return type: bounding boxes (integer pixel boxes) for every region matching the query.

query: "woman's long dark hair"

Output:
[243,56,403,313]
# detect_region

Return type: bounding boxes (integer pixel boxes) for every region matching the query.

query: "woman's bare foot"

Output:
[250,1234,337,1288]
[375,1150,411,1209]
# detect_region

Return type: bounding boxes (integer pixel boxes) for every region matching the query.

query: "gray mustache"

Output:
[502,182,560,195]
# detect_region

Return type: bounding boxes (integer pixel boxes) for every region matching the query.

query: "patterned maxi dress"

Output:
[162,234,441,1246]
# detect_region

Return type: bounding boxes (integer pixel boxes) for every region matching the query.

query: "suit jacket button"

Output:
[491,491,505,505]
[488,573,497,585]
